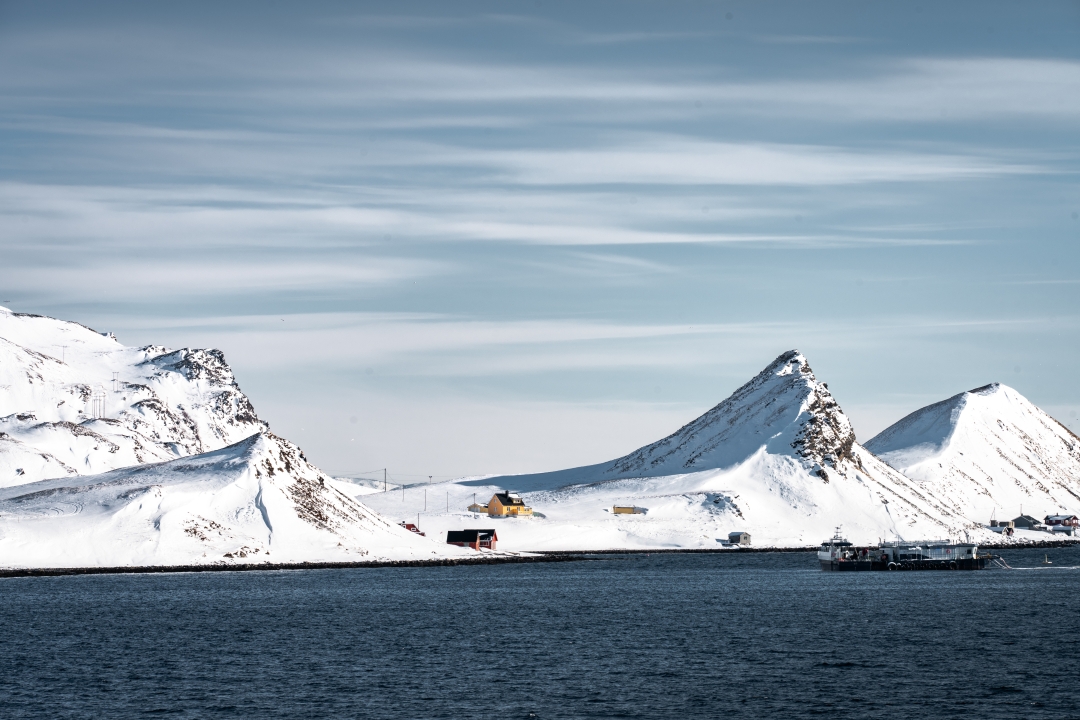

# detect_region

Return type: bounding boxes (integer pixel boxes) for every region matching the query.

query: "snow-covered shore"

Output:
[3,307,1078,565]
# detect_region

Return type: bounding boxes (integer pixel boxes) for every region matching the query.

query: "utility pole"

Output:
[383,468,387,493]
[424,489,427,511]
[446,491,449,513]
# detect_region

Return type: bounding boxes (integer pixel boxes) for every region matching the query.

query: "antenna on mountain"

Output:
[112,372,119,392]
[383,468,387,493]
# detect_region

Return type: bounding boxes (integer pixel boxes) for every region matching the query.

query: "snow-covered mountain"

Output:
[0,307,264,487]
[0,431,468,568]
[865,383,1080,525]
[364,351,982,549]
[0,307,466,568]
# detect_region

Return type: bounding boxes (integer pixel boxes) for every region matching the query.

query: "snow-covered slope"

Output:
[0,431,470,568]
[0,307,265,487]
[0,307,468,568]
[364,351,982,549]
[865,383,1080,524]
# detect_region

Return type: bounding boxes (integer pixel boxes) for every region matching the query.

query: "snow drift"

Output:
[866,383,1080,525]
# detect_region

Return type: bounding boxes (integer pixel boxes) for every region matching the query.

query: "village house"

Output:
[728,531,751,545]
[1045,514,1078,535]
[446,529,497,550]
[486,491,533,517]
[1012,515,1047,531]
[612,505,646,515]
[467,502,488,513]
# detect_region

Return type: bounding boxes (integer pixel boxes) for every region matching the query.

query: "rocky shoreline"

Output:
[0,553,582,578]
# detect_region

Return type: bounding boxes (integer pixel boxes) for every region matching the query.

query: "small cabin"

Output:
[1012,514,1046,530]
[487,492,533,517]
[468,503,488,513]
[399,522,425,537]
[989,519,1015,529]
[728,531,751,545]
[613,506,646,515]
[446,529,498,550]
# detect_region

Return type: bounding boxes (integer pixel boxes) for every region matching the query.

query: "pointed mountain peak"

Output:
[600,349,854,479]
[967,382,1001,396]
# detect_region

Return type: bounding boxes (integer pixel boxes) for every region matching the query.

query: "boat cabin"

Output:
[880,542,978,563]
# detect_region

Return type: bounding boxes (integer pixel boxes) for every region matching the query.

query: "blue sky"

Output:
[2,1,1079,479]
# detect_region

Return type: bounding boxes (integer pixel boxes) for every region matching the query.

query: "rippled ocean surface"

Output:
[2,547,1078,719]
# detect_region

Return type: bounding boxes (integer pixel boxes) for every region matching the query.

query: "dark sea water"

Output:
[1,547,1078,719]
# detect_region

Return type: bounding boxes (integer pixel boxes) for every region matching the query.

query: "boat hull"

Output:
[821,558,987,571]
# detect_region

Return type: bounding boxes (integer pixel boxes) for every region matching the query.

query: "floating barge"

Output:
[818,530,989,571]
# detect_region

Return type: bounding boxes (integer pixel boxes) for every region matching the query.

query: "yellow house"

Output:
[612,505,646,515]
[487,491,533,517]
[467,503,488,513]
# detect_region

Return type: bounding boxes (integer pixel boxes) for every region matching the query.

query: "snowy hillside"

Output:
[0,431,470,568]
[866,383,1080,525]
[0,307,265,487]
[0,307,467,568]
[364,351,984,549]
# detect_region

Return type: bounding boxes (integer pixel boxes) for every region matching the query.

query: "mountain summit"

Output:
[0,307,265,487]
[866,382,1080,524]
[606,350,855,480]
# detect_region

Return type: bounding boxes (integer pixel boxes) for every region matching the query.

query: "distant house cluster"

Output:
[991,514,1077,536]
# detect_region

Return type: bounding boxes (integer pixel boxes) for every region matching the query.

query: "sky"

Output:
[2,0,1079,480]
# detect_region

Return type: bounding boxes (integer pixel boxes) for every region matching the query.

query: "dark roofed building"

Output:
[1045,514,1077,535]
[446,529,498,550]
[1012,514,1045,530]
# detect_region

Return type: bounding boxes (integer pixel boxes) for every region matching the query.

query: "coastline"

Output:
[0,553,580,578]
[3,538,1076,578]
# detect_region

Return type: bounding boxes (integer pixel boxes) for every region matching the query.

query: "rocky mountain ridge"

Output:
[0,308,266,486]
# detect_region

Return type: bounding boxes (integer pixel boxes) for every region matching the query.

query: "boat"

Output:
[1042,554,1052,565]
[818,529,882,571]
[818,528,989,571]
